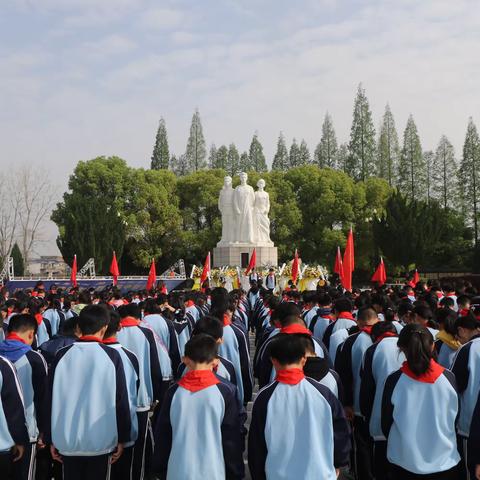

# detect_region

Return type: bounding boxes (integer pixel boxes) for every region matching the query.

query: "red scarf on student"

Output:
[78,335,103,342]
[35,313,43,326]
[6,333,27,344]
[360,325,374,335]
[376,331,397,342]
[102,337,117,344]
[280,324,312,335]
[401,359,444,383]
[276,368,305,385]
[459,308,470,317]
[223,314,232,327]
[186,301,195,308]
[178,370,220,392]
[120,317,141,327]
[337,312,355,321]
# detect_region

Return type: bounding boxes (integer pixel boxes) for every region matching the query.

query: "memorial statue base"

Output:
[213,245,278,268]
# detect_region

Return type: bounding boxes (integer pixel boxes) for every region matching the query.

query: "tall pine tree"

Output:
[424,150,434,204]
[151,118,170,170]
[397,115,425,200]
[377,104,400,186]
[459,118,480,244]
[347,83,376,180]
[298,139,311,165]
[185,108,207,172]
[227,143,240,177]
[208,144,218,169]
[215,145,228,170]
[336,143,349,172]
[239,151,250,172]
[11,242,24,276]
[249,132,267,172]
[432,135,457,209]
[315,113,338,168]
[289,138,300,168]
[272,132,289,171]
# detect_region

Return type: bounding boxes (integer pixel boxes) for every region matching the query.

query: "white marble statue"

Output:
[218,176,234,244]
[233,172,256,244]
[254,179,273,245]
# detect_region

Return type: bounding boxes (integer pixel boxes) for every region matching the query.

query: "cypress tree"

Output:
[11,243,24,276]
[239,151,250,172]
[215,145,228,170]
[227,143,240,177]
[289,138,300,168]
[185,108,207,172]
[272,132,289,171]
[298,139,311,165]
[315,113,338,168]
[150,118,170,170]
[248,132,267,172]
[432,135,457,209]
[377,104,400,186]
[208,144,218,169]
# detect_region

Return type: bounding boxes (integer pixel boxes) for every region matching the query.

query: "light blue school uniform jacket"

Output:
[329,329,349,366]
[435,339,458,369]
[360,336,405,440]
[0,340,48,442]
[218,323,253,404]
[248,376,351,480]
[153,373,244,480]
[42,308,65,337]
[451,334,480,437]
[117,323,170,409]
[382,362,460,474]
[46,339,131,456]
[104,342,140,447]
[0,355,29,452]
[322,316,357,350]
[142,314,181,372]
[177,356,237,387]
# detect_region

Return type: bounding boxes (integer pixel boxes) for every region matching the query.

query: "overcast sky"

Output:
[2,0,480,256]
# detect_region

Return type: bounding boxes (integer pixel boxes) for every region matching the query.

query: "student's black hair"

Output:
[457,295,471,309]
[8,314,38,334]
[357,307,378,324]
[334,297,353,313]
[144,298,161,315]
[78,304,110,335]
[59,317,78,337]
[435,308,458,336]
[439,297,455,309]
[78,290,91,305]
[384,307,395,323]
[270,334,307,366]
[296,334,315,354]
[118,303,141,319]
[412,303,433,322]
[104,309,121,339]
[397,324,435,376]
[270,302,301,325]
[370,321,397,342]
[318,293,332,307]
[455,313,480,332]
[398,301,413,317]
[184,334,218,363]
[192,315,223,340]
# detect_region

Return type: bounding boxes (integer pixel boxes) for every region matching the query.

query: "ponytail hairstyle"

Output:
[397,323,435,376]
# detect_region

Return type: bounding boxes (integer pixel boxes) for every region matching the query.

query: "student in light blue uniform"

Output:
[142,298,181,373]
[360,321,404,478]
[336,307,378,480]
[42,297,65,337]
[46,304,131,480]
[0,355,30,478]
[102,309,140,480]
[382,324,460,479]
[0,314,48,480]
[322,297,357,351]
[248,334,350,480]
[117,303,170,480]
[435,308,461,369]
[309,293,334,341]
[451,313,480,479]
[153,334,244,480]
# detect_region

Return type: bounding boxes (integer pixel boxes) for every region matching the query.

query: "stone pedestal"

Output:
[213,244,278,268]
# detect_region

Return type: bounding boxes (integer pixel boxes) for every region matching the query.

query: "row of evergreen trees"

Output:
[151,84,480,242]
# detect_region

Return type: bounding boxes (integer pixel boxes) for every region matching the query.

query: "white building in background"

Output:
[26,256,69,277]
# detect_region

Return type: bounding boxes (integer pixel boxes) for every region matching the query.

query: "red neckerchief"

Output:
[436,292,444,298]
[223,314,232,327]
[401,360,444,383]
[35,313,43,326]
[376,331,398,342]
[102,337,118,344]
[120,317,141,327]
[178,370,220,392]
[280,324,312,335]
[446,293,456,297]
[6,333,27,344]
[7,307,13,315]
[360,325,373,335]
[186,300,195,308]
[276,368,305,385]
[78,335,103,342]
[268,309,274,317]
[160,286,167,294]
[123,299,129,305]
[459,308,470,317]
[337,311,355,320]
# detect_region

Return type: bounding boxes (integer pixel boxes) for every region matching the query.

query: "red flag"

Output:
[334,246,344,284]
[110,251,120,286]
[245,248,257,275]
[70,254,78,288]
[412,269,420,285]
[146,259,157,291]
[343,228,354,291]
[200,252,211,284]
[371,257,387,286]
[292,249,300,284]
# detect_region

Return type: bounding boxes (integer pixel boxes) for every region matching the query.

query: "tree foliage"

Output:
[185,108,207,172]
[248,133,267,172]
[227,143,240,177]
[432,135,457,209]
[315,113,338,168]
[377,104,399,186]
[150,118,169,170]
[11,243,24,276]
[272,132,289,171]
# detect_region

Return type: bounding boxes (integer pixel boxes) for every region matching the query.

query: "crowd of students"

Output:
[0,278,479,479]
